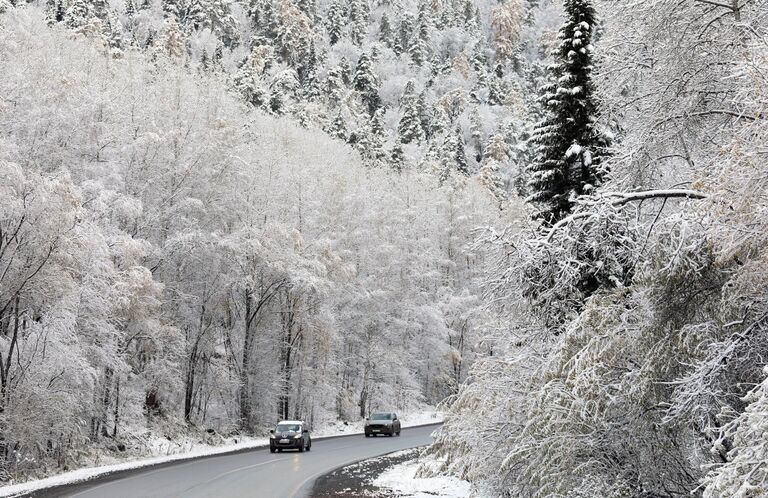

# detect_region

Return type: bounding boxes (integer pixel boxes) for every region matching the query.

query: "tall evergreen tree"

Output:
[162,0,180,21]
[325,66,346,106]
[469,106,483,162]
[65,0,91,28]
[105,11,124,52]
[409,34,428,66]
[326,0,345,45]
[416,1,430,39]
[417,91,431,139]
[398,14,413,52]
[328,111,348,140]
[338,56,352,85]
[454,126,469,176]
[526,0,608,224]
[353,52,377,92]
[45,0,66,22]
[390,143,404,173]
[353,52,381,115]
[369,108,387,160]
[488,73,506,106]
[233,50,268,107]
[440,126,469,178]
[349,0,367,46]
[398,80,423,144]
[378,12,393,47]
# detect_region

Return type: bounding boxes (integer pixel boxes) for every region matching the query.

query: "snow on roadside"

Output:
[0,411,443,498]
[312,409,444,438]
[373,456,472,498]
[0,436,268,498]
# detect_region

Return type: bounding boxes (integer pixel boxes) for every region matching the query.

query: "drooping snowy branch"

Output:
[605,189,709,206]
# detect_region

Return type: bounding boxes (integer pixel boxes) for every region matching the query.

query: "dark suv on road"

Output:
[364,412,401,437]
[270,420,311,452]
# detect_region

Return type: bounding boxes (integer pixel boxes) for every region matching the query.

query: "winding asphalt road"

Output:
[35,424,439,498]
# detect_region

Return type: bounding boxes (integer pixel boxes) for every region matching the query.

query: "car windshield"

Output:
[370,413,392,420]
[276,424,301,432]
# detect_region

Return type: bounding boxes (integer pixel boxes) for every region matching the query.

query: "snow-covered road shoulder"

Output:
[311,446,475,498]
[372,452,471,498]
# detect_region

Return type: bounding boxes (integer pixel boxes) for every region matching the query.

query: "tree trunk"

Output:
[99,366,114,439]
[239,288,253,431]
[112,377,120,438]
[0,294,21,410]
[185,304,211,422]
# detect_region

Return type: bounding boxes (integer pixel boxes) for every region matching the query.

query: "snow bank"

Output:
[373,458,472,498]
[0,411,444,497]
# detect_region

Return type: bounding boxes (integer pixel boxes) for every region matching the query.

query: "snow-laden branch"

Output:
[605,189,709,206]
[545,190,708,240]
[546,212,598,241]
[653,109,765,129]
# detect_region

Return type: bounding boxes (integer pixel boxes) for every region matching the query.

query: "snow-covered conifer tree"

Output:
[378,12,392,47]
[390,143,404,172]
[353,52,381,115]
[348,0,367,46]
[398,80,424,144]
[526,0,608,224]
[328,111,348,140]
[326,0,344,44]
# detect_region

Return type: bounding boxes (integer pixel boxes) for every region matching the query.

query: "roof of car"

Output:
[277,420,304,424]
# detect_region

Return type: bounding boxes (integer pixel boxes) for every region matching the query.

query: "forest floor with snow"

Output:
[311,448,473,498]
[0,411,443,497]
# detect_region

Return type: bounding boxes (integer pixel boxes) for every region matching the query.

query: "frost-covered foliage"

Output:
[428,0,768,495]
[30,0,555,199]
[704,368,768,497]
[0,8,513,482]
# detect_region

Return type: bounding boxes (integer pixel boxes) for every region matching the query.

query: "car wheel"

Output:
[270,447,276,453]
[307,443,311,452]
[278,448,283,453]
[365,433,370,437]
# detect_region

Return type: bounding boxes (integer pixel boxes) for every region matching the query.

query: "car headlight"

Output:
[293,434,302,439]
[365,420,370,426]
[270,434,276,439]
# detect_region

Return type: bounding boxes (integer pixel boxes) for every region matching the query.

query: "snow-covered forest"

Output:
[1,0,767,493]
[0,3,517,480]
